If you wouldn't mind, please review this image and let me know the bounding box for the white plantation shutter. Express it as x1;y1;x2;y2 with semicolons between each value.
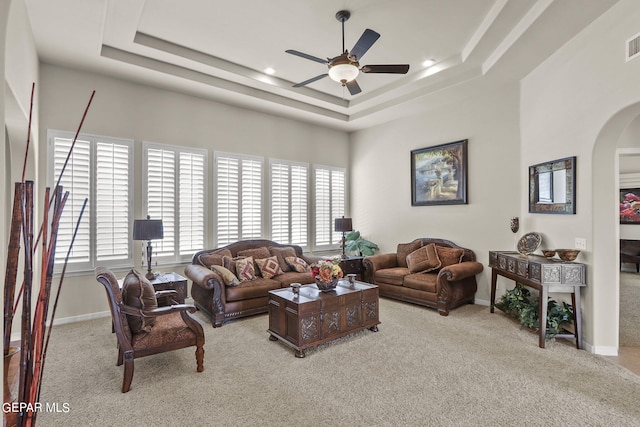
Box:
53;137;91;265
271;160;308;246
146;148;175;257
271;163;289;243
314;166;345;249
96;141;130;261
215;152;263;246
144;144;207;261
179;151;205;255
215;156;240;246
49;131;133;271
331;169;345;245
242;160;262;240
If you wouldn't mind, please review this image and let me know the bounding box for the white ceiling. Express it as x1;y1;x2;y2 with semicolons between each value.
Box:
24;0;618;131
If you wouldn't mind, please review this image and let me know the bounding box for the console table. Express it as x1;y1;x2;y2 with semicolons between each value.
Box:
489;251;586;349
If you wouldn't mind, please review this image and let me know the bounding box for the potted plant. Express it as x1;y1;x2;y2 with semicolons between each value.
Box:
344;231;379;256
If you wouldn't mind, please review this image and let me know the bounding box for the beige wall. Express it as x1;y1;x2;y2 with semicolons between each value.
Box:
2;0;40;335
520;0;640;353
350;75;521;305
37;64;350;321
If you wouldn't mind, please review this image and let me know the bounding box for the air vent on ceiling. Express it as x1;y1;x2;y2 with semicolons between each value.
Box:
626;32;640;62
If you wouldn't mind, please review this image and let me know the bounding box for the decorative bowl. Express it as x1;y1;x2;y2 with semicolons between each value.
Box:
556;249;580;261
541;249;556;258
315;278;338;292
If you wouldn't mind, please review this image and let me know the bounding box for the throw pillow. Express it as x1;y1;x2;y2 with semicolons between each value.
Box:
210;264;240;287
269;246;297;272
406;243;441;274
235;256;256;281
198;249;232;267
223;255;246;275
285;256;311;273
435;246;465;268
255;256;283;279
121;269;157;334
396;240;423;268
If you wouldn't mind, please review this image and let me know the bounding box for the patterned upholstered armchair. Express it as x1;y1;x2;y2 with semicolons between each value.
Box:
95;267;205;392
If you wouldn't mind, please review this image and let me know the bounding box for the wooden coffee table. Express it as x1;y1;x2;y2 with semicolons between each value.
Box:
267;280;380;358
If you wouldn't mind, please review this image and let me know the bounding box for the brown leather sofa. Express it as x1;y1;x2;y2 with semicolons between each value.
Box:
185;239;319;327
620;239;640;272
363;238;483;316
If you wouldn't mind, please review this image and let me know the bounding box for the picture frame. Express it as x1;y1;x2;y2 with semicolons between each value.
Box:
620;188;640;224
411;139;468;206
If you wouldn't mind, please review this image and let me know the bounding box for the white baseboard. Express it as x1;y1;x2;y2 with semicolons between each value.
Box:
10;298;195;342
583;342;618;356
474;298;490;307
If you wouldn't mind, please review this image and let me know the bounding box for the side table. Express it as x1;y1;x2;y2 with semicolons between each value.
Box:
150;272;188;305
339;256;366;281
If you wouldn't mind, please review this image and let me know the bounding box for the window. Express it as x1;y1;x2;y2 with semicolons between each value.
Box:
214;152;263;246
270;160;308;248
313;165;346;250
143;143;207;262
48;130;133;271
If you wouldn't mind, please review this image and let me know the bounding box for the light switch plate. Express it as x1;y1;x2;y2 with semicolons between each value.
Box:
575;238;587;250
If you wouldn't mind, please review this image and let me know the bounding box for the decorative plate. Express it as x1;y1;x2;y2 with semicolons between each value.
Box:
517;232;542;256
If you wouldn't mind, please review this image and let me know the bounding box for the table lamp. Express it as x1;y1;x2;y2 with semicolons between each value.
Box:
335;216;353;259
133;215;164;280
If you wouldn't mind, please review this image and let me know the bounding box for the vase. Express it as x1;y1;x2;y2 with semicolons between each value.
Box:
4;346;20;427
315;277;338;292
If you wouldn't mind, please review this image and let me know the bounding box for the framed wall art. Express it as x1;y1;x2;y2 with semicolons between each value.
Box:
411;139;468;206
620;188;640;224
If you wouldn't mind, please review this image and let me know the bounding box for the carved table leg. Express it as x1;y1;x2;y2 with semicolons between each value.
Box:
369;325;379;332
295;349;305;358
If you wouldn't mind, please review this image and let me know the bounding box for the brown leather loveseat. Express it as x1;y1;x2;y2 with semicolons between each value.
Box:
185;239;319;327
363;238;483;316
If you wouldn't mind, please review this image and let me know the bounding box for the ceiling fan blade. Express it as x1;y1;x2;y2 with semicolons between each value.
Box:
346;80;362;95
349;29;380;61
361;64;410;74
293;74;329;87
285;49;328;64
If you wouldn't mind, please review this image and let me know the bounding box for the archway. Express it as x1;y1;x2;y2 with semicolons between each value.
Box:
592;102;640;354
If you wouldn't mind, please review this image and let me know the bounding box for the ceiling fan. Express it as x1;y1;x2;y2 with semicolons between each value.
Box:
286;10;410;95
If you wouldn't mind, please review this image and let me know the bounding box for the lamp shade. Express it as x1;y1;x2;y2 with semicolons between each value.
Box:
334;217;353;233
328;63;359;83
133;217;164;241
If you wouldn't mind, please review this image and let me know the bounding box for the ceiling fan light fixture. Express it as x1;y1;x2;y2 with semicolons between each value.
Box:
328;63;359;84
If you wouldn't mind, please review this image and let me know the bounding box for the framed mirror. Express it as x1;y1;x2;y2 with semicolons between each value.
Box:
529;156;576;214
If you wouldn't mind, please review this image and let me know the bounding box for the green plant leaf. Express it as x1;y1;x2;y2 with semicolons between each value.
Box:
345;230;360;240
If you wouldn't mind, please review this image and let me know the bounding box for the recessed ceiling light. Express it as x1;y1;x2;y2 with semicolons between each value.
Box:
422;59;436;68
264;67;275;75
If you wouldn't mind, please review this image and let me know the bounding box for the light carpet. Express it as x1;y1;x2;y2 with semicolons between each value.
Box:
38;299;640;427
620;272;640;347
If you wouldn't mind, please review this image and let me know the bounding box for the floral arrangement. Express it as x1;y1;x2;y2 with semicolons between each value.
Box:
312;259;343;283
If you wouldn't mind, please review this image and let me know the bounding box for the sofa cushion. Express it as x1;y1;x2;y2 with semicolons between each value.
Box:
435;246;465;268
225;278;281;302
404;273;438;293
198;248;232;267
121;269;157;334
406;243;441;273
285;256;311;273
269;246;297;272
374;267;410;286
275;271;315;287
235;256;257;282
238;247;271;261
396;241;423;268
210;264;240;287
255;256;283;279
